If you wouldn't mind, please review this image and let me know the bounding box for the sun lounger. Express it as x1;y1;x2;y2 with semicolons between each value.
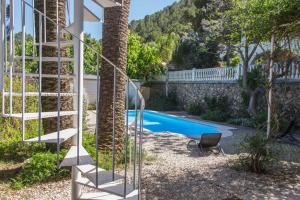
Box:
187;133;224;155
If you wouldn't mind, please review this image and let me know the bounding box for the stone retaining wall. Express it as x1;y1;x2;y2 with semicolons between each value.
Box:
149;81;300;117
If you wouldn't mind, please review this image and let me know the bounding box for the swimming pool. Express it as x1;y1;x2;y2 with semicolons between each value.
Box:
128;110;220;138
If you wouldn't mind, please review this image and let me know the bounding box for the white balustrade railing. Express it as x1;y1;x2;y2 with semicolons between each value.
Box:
154;63;300;82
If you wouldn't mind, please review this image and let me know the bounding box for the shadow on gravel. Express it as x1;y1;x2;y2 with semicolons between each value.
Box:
142;162;300;200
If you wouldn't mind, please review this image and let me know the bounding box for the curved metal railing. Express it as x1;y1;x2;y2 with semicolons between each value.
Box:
2;0;144;198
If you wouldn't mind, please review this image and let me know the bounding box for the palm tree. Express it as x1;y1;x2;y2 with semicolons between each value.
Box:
98;0;130;152
35;1;73;140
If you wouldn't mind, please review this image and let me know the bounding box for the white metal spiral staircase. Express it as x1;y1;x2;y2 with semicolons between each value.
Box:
0;0;144;199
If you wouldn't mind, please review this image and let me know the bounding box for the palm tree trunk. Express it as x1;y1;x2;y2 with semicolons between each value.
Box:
98;0;130;152
35;1;73;140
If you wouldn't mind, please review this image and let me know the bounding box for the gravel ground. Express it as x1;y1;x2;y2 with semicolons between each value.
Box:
1;111;299;199
142;130;300;200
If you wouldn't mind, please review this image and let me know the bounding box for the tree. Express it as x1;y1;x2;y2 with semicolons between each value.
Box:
127;32;163;81
174;32;220;69
228;0;300;136
35;1;73;139
98;0;130;152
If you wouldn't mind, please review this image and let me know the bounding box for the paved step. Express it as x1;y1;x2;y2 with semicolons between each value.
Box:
35;41;73;48
84;6;101;22
14;56;74;62
4;72;75;79
60;146;94;167
4;92;76;97
2;111;77;120
24;128;77;144
78;190;138;200
77;177;135;197
76;164;123;186
92;0;121;8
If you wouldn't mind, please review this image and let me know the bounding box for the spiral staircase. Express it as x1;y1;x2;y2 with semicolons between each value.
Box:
0;0;144;199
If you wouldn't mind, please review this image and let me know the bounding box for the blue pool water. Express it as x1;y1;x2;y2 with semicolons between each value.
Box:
128;110;219;138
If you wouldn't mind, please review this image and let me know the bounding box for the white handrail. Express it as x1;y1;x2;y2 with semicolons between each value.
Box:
155;64;300;82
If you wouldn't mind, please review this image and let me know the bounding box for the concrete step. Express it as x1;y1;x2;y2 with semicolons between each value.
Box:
24;128;77;144
4;92;75;97
60;146;94;167
14;56;74;62
4;72;75;79
84;6;102;22
76;164;123;186
2;111;77;120
92;0;121;8
35;41;73;48
78;189;138;200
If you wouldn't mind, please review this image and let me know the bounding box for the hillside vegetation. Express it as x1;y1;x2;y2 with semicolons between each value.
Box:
130;0;234;69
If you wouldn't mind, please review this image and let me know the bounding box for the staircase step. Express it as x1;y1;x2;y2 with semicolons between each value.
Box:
35;41;73;48
24;128;77;144
2;111;77;120
76;164;123;186
4;92;76;97
77;177;135;197
92;0;121;8
60;146;94;167
62;23;74;34
4;72;75;79
84;6;102;22
78;190;138;200
14;56;74;62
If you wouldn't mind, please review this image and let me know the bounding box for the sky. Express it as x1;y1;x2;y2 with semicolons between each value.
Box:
11;0;178;39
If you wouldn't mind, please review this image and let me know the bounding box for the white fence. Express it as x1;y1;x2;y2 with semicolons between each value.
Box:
155;63;300;82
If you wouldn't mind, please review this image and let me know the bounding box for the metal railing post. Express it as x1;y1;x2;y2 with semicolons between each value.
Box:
124;77;129;198
56;24;61;167
0;0;5;115
133;88;138;189
9;0;14;115
21;0;26;142
138;108;143;200
112;66;116;181
43;0;46;42
38;13;42;142
95;54;100;187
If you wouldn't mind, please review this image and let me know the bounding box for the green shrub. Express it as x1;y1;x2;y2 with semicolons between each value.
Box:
253;111;268;129
236;132;277;173
201;110;230;122
204;95;230;113
146;94;177;111
82;132;148;170
227;118;255;127
0;77;39;141
10;151;70;189
0;138;46;162
187;102;204;115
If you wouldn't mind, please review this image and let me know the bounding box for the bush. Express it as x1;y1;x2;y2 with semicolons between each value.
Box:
146;94;177;111
253;111;268;129
227;118;255;127
201;110;230;122
204;96;230;113
0;77;39;141
0;139;45;162
187;102;204;115
10;151;70;189
236;132;277;173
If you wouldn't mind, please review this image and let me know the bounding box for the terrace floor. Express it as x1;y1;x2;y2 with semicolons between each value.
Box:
140;112;300;200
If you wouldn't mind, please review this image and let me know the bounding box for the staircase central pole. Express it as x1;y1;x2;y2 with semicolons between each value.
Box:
0;0;5;116
72;0;84;199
